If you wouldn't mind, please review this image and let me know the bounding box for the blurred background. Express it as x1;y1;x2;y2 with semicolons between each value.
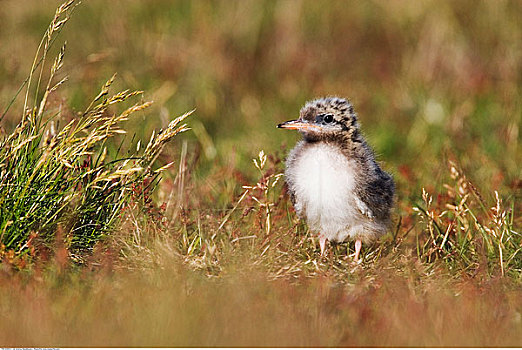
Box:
0;0;520;209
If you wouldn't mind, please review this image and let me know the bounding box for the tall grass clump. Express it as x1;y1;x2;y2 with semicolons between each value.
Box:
0;0;191;265
414;160;520;278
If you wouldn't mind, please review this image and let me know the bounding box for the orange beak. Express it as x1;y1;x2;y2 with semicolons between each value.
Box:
277;119;322;131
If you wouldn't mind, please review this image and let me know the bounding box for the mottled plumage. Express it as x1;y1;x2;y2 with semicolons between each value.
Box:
278;97;394;260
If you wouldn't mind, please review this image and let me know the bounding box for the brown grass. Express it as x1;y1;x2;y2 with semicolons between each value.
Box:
0;257;521;347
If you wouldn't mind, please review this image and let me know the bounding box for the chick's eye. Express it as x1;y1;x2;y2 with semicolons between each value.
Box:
324;114;333;123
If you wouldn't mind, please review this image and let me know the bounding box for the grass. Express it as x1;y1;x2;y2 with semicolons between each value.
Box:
0;0;521;347
0;1;190;264
1;265;522;347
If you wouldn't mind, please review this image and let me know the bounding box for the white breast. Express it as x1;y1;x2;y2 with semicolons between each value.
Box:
287;142;366;242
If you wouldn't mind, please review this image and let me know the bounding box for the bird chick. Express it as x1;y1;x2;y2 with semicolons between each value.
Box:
278;97;394;261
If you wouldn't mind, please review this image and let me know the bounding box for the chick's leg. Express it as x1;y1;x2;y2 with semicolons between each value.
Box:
354;239;362;262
